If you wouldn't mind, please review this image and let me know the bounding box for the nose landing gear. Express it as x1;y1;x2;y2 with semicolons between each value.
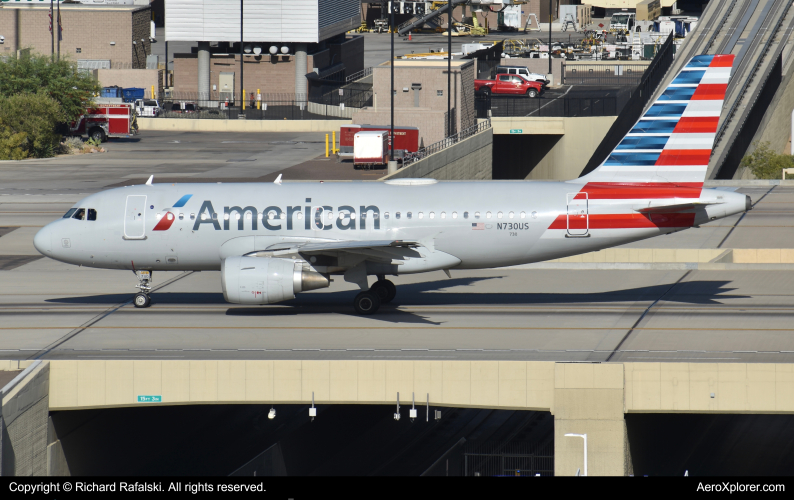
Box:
133;269;153;308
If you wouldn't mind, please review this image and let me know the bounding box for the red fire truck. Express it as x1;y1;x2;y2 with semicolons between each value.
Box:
339;124;419;161
69;103;138;142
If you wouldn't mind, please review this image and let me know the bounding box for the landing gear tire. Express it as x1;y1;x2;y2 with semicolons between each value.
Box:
133;293;151;308
370;279;396;303
353;291;381;315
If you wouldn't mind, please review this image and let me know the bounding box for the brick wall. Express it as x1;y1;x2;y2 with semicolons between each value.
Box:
173;53;298;99
360;61;475;143
131;7;152;69
0;5;149;67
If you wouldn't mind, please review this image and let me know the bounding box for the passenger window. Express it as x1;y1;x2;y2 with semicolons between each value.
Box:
407;212;412;219
418;212;423;219
72;208;86;220
464;211;469;219
87;209;97;221
497;212;503;219
63;208;77;219
474;212;480;219
179;213;184;220
520;212;527;219
509;212;515;219
441;212;446;219
396;212;401;219
297;212;303;219
486;212;492;219
452;212;458;219
201;213;207;220
373;213;379;219
429;212;434;219
167;213;174;221
212;213;218;220
384;212;390;219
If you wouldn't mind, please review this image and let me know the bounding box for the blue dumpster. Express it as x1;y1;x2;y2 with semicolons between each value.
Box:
100;86;122;98
122;87;145;103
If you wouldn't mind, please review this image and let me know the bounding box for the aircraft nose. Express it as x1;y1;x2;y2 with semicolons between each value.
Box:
33;226;52;255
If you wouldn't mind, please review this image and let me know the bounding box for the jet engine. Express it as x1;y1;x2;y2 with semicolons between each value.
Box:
222;256;330;305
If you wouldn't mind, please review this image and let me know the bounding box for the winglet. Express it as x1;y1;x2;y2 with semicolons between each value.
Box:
274;174;282;185
145;175;154;186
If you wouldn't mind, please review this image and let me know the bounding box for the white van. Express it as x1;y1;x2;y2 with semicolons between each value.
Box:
134;99;161;117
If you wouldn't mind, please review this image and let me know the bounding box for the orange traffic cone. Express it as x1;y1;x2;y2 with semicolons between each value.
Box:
408;32;412;41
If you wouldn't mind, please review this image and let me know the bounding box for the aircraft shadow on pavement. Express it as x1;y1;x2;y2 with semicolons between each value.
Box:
45;278;748;325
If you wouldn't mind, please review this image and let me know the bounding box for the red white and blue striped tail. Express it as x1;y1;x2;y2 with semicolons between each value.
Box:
579;54;734;186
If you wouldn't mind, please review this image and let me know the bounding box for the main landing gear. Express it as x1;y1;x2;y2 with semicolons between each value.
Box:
353;277;396;315
133;270;153;308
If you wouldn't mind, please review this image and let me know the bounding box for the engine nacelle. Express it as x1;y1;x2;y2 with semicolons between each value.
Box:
221;256;329;305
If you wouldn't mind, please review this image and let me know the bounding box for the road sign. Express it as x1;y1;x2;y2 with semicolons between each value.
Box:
509;129;523;134
137;395;162;403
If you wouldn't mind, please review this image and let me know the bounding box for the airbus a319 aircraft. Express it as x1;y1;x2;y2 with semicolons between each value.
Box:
34;55;749;314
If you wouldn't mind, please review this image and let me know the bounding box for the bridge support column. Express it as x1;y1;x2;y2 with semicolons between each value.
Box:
553;363;632;476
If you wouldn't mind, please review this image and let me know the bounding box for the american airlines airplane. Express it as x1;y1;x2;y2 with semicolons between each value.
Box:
33;54;749;314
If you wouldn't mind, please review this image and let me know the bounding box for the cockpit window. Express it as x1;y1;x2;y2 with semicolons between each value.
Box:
87;209;97;221
72;208;86;220
63;208;77;219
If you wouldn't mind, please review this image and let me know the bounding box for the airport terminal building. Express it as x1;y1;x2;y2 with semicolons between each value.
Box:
166;0;364;101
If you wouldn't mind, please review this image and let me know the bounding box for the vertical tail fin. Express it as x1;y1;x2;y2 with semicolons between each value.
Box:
580;54;734;186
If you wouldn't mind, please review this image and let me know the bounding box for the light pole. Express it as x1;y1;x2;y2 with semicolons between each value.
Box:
448;2;451;136
390;2;394;162
548;0;552;76
564;433;587;476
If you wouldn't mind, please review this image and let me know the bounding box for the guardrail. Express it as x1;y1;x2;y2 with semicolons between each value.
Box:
345;67;373;83
403;119;491;167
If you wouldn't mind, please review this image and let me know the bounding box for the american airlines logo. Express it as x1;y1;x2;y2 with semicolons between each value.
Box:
155;198;381;232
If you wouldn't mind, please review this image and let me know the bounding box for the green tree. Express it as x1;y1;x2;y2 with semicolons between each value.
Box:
0;92;65;159
0;53;99;123
0;124;29;161
740;141;794;180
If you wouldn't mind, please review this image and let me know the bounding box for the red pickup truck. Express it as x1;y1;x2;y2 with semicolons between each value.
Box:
474;74;543;97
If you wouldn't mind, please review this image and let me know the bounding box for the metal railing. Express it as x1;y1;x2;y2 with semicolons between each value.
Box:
159;93;348;121
345;67;373;83
475;93;627;118
463;441;554;477
403;119;491;167
565;64;648;86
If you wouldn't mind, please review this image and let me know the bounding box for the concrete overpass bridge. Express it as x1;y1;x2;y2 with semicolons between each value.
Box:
5;359;794;476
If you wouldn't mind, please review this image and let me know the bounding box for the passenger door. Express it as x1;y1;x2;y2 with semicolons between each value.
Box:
566;192;589;236
124;195;147;239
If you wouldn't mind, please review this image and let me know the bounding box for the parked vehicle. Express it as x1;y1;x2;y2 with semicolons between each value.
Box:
474;74;543;97
69;103;137;142
339;124;419;160
134;99;161;117
169;102;197;113
495;65;550;86
353;131;389;169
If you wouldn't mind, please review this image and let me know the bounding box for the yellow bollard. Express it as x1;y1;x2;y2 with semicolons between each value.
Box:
150;85;155;100
242;88;245;111
326;134;329;157
332;130;337;154
257;88;261;110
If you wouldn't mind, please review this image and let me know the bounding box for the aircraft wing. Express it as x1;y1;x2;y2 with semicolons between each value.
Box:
262;239;417;253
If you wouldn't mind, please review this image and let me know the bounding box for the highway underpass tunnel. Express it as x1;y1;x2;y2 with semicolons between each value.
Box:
48;405;554;476
626;414;794;476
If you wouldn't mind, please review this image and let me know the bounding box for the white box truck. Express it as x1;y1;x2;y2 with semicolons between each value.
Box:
353;131;389;169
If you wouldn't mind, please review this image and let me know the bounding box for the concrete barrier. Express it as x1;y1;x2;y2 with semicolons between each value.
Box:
137;118;351;133
379;128;493;181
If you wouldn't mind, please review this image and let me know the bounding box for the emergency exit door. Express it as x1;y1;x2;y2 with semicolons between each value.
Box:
566;192;589;236
124;195;147;239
